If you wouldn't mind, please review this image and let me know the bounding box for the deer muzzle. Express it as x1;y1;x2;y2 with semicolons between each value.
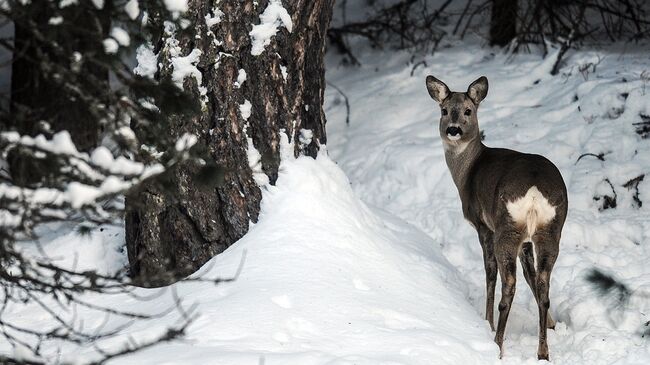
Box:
446;126;463;140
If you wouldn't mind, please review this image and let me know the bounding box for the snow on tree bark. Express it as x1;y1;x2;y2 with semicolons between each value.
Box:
126;0;334;287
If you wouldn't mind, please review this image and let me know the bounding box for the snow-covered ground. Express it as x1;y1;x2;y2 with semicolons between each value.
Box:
325;41;650;364
4;147;497;364
4;41;650;364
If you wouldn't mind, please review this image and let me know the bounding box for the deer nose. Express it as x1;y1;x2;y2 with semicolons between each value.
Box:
446;126;463;140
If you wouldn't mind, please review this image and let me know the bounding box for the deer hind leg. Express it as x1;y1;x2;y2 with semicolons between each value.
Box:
533;234;559;361
494;228;520;358
478;225;497;331
519;241;555;329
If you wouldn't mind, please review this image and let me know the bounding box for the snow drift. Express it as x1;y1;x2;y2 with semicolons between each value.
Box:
3;151;498;364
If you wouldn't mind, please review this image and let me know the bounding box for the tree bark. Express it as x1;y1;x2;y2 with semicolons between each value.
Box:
126;0;334;287
489;0;518;47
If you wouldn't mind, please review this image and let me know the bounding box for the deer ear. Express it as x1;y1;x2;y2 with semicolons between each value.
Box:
426;75;450;104
467;76;488;104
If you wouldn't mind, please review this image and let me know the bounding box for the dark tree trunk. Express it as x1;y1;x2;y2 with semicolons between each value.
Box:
490;0;518;47
126;0;334;287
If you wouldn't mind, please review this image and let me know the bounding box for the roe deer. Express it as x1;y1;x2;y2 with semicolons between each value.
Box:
425;75;567;360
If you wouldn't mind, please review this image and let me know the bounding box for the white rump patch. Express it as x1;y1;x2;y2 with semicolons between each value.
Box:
506;186;556;240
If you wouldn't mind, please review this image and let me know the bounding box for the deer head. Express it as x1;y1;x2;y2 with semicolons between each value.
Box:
425;76;488;147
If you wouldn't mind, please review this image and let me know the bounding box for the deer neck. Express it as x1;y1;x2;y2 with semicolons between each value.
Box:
444;136;484;191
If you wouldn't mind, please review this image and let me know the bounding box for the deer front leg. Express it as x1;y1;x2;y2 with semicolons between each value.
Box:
494;229;519;359
478;225;497;331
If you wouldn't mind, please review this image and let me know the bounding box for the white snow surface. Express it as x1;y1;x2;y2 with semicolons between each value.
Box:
239;99;252;120
102;38;119;54
235;68;247;87
205;8;224;28
171;48;203;92
4;39;650;365
2;151;496;364
48;16;63;25
59;0;78;8
0;130;173;222
325;41;650;364
246;133;271;187
174;132;198;152
110;27;131;47
124;0;140;20
249;0;293;56
133;43;158;79
163;0;188;13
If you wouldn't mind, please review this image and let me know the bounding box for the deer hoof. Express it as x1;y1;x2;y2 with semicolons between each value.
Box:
495;336;504;358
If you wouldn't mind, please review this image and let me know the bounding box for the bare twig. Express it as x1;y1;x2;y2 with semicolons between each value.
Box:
326;81;351;125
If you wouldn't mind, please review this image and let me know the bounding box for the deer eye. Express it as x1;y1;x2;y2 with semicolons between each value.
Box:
441;108;448;116
464;109;472;116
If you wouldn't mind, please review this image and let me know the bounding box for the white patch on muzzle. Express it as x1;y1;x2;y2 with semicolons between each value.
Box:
447;134;461;141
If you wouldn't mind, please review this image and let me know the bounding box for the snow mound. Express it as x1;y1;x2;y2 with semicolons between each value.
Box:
3;153;498;364
123;153;497;364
